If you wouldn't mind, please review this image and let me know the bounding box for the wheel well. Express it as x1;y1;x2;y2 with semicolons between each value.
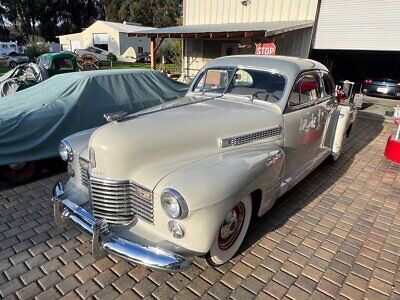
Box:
250;189;262;219
346;123;353;137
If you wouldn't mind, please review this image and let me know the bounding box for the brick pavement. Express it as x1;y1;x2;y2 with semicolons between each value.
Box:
0;118;399;300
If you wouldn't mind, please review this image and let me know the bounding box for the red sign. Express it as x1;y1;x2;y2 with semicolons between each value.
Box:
255;42;276;55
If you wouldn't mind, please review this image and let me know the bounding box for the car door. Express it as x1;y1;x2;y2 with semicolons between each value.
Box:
282;71;329;182
319;71;339;150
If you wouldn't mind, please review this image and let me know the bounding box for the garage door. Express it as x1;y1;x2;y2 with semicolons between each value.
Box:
314;0;400;51
70;40;81;51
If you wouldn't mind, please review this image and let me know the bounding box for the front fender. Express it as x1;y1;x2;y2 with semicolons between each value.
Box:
153;143;284;254
63;127;96;158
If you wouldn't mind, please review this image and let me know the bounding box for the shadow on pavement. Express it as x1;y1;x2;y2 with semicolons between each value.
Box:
238;116;386;256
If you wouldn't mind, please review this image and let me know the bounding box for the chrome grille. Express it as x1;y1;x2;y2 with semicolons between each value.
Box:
79;158;89;188
220;126;282;147
89;177;153;225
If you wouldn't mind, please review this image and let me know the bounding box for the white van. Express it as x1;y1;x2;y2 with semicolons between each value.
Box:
0;42;19;56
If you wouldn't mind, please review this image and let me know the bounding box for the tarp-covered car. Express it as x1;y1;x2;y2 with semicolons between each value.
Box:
0;69;188;181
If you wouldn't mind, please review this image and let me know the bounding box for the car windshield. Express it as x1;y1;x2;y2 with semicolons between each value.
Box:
226;69;286;102
193;69;235;94
192;68;286;102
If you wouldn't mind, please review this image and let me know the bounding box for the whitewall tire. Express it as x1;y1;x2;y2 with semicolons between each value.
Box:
205;195;252;266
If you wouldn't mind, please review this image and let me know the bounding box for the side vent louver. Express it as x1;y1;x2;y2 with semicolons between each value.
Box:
220;126;282;148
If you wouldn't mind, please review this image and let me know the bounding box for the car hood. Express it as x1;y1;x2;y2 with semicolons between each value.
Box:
88;95;283;189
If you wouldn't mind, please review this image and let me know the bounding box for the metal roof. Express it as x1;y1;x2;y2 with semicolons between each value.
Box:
129;20;314;38
98;21;155;34
205;55;327;74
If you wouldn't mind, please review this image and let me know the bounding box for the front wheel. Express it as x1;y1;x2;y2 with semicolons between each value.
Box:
0;162;37;184
9;61;17;68
205;196;252;266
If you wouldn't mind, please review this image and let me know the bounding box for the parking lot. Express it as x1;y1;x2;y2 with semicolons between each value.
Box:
0;117;399;300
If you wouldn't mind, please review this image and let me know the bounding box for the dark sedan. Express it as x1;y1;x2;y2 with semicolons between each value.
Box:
362;78;400;99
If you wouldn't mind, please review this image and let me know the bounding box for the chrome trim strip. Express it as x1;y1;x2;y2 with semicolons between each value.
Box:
220;126;282;148
52;181;191;272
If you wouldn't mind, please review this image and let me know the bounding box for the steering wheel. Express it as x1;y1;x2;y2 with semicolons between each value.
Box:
251;90;271;102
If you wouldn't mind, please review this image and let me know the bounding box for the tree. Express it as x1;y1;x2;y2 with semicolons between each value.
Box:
153;0;181;27
101;0;123;22
1;0;40;38
0;6;10;39
0;0;182;42
103;0;182;28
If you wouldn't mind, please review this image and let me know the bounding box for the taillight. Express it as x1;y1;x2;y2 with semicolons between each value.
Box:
397;81;400;86
364;79;372;84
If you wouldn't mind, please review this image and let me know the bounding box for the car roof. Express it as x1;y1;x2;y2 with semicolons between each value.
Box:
39;52;75;59
204;55;328;77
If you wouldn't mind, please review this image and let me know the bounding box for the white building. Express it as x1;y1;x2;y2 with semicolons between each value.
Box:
58;21;154;60
132;0;318;77
311;0;400;82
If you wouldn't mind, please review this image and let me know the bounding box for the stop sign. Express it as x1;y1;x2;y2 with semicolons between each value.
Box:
255;42;276;55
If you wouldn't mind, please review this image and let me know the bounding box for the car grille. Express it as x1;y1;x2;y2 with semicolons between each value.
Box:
89;177;154;225
220;126;282;147
79;158;89;188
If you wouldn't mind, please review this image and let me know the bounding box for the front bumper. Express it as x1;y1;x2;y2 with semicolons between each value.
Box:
51;181;191;271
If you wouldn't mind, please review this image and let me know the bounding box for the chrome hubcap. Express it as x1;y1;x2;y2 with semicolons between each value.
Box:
8;163;26;171
218;203;245;250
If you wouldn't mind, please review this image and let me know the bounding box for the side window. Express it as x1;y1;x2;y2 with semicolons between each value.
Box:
289;73;322;106
53;58;74;71
322;73;336;96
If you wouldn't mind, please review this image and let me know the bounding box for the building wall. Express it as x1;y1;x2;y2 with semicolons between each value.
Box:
119;34;151;57
58;22;150;58
182;0;317;78
184;0;318;25
314;0;400;51
58;33;84;51
183;27;313;78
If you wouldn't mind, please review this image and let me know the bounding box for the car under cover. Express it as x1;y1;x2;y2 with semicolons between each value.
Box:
0;69;188;165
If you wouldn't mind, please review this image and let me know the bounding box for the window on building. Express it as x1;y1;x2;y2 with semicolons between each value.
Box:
138;47;143;54
93;33;109;51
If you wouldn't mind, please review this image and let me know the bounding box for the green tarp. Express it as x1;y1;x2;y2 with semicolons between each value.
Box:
0;69;188;165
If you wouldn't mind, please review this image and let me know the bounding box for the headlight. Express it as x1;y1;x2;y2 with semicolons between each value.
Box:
161;188;189;219
58;140;74;162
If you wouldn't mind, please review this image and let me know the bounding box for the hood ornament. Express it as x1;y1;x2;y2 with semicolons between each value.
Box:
104;111;128;122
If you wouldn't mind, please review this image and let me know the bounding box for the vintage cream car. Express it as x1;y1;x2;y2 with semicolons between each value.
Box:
52;56;355;271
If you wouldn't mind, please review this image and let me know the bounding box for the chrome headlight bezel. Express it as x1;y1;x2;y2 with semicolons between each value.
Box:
161;188;189;219
58;140;74;162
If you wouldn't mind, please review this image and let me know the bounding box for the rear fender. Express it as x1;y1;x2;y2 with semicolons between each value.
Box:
332;105;353;158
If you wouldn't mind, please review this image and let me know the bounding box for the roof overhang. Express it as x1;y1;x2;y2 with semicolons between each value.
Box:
128;20;314;39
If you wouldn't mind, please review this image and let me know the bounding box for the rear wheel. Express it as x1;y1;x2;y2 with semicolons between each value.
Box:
205;196;252;266
0;162;37;184
9;61;17;68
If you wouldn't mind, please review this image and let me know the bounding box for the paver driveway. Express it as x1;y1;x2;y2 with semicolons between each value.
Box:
0;118;399;300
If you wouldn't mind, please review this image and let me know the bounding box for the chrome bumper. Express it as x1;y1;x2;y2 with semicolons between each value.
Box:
52;181;191;271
